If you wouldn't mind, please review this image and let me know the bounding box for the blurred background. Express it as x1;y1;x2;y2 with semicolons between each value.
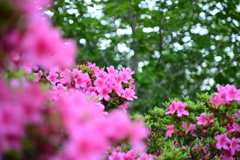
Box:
48;0;240;113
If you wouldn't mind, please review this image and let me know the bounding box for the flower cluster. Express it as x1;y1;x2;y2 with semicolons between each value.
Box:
0;0;148;160
37;63;137;111
210;84;240;108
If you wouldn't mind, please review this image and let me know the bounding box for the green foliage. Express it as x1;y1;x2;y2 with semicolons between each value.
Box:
50;0;240;113
155;141;190;160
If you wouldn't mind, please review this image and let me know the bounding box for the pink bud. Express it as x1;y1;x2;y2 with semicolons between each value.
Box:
178;131;183;136
182;146;187;151
202;129;207;135
209;113;214;119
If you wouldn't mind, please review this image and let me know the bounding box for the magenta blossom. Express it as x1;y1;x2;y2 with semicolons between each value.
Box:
215;134;231;150
166;100;189;117
227;122;240;134
229;137;240;155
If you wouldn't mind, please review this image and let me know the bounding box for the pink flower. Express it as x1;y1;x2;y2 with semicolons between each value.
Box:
95;69;107;79
71;68;82;77
119;102;129;111
227;122;240;133
107;65;118;74
60;68;71;84
8;0;52;15
196;113;208;126
103;110;131;141
221;149;233;160
0;80;49;153
0;103;24;144
17;83;46;124
196;113;214;126
86;62;100;72
115;74;123;83
53;83;67;92
97;86;111;101
46;72;59;85
215;134;231;150
175;102;189;117
63;127;109;160
74;73;90;88
33;70;43;82
211;85;240;108
109;80;122;94
122;88;137;101
165;100;188;117
229;138;240;155
119;71;130;83
182;147;187;151
122;67;135;75
108;152;124;160
22;20;76;69
129;122;148;152
165;100;177;115
85;86;97;98
166;124;175;137
210;94;226;108
94;77;105;87
219;84;240;101
234;110;240;119
182;122;197;135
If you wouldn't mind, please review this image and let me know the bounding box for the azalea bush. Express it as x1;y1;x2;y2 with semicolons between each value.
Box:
143;85;240;159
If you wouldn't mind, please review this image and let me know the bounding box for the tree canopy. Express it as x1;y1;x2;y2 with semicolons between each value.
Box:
50;0;240;113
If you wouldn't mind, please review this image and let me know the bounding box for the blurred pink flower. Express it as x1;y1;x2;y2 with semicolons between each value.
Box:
166;124;175;137
215;134;231;150
229;137;240;155
182;122;197;135
196;113;214;126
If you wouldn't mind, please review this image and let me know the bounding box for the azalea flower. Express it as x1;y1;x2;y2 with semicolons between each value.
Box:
166;124;175;137
166;100;189;117
182;122;197;136
215;134;231;150
229;137;240;155
196;113;214;126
